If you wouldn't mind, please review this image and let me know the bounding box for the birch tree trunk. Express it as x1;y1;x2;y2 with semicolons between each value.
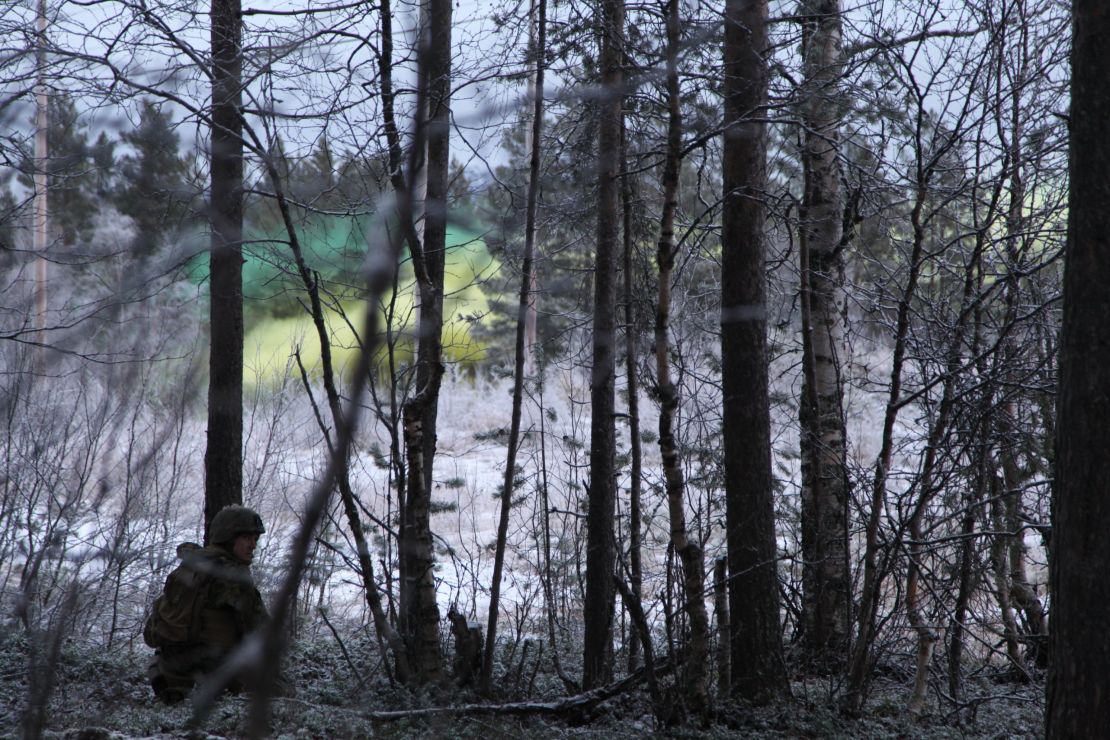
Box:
999;425;1047;669
713;557;730;696
401;381;445;683
994;15;1047;668
797;0;850;672
375;0;422;642
416;0;450;497
398;0;451;683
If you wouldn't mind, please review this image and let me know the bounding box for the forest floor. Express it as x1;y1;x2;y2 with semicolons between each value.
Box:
0;632;1044;738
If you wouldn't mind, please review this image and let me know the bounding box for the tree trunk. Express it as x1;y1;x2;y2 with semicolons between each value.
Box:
614;576;662;720
205;0;244;537
374;0;421;648
483;0;546;692
995;40;1047;669
32;0;48;374
1046;5;1110;725
995;405;1043;677
653;0;708;714
720;0;787;704
417;0;451;496
1000;429;1047;668
713;557;730;696
538;382;577;692
989;475;1027;681
401;378;445;684
621;108;644;678
797;0;850;672
947;481;978;703
581;0;624;691
949;306;991;704
397;0;451;684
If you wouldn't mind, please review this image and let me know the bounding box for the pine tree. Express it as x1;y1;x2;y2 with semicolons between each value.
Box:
721;0;788;703
117;100;187;258
582;0;624;689
205;0;245;536
1047;1;1110;734
90;132;115;199
19;94;94;247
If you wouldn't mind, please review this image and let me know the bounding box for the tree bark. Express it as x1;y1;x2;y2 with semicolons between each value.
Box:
32;0;48;374
401;377;445;684
621;106;644;678
205;0;244;537
1000;425;1046;668
948;307;991;703
482;0;546;692
989;475;1027;682
653;0;708;714
797;0;850;672
720;0;787;704
374;0;421;649
713;557;730;696
416;0;451;496
614;576;662;719
995;29;1047;668
1046;4;1110;734
397;0;451;684
581;0;624;691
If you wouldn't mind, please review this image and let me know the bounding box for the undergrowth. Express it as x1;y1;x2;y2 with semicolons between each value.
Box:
0;633;1043;738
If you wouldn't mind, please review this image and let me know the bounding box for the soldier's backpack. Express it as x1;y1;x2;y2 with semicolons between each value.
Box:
143;543;212;648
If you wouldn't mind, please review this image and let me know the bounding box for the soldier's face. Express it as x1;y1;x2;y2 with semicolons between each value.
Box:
232;532;260;564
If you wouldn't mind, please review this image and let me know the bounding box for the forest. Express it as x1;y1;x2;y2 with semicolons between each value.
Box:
1;0;1107;736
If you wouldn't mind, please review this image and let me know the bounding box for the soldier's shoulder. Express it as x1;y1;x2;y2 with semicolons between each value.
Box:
195;546;254;584
176;541;202;560
170;545;233;581
196;545;234;561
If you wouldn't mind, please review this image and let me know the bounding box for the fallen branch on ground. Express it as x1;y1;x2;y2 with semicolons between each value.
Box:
364;659;675;723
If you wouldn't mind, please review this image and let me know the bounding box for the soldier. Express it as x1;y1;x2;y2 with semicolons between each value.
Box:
144;504;269;704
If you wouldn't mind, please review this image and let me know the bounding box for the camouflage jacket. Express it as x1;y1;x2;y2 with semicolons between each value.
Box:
144;543;268;651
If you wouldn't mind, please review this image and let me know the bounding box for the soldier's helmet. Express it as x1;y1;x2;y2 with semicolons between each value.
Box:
209;505;266;545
